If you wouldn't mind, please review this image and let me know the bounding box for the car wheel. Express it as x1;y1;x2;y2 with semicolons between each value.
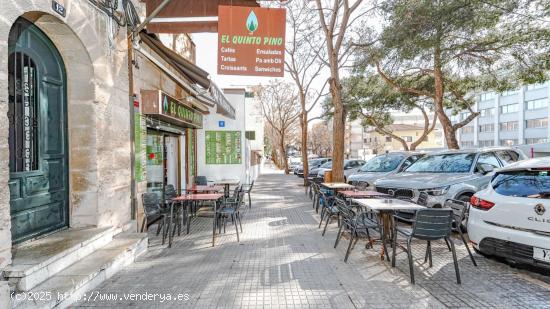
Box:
457;193;473;232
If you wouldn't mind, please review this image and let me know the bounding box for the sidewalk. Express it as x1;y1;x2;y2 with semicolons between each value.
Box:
79;170;550;308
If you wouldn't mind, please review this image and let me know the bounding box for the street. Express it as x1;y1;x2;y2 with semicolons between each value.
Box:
79;169;550;308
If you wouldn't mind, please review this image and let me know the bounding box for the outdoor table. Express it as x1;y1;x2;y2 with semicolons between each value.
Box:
214;179;241;197
186;185;223;194
321;182;355;190
338;190;389;199
169;193;224;247
352;198;425;261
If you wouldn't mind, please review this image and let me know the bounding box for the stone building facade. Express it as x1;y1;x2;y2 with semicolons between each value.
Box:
0;0;136;305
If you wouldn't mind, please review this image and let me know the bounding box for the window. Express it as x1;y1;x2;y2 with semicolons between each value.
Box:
500;103;519;114
405;153;476;173
525;118;548;129
479;124;494;133
492;170;550;198
499;121;518;132
479;108;495;117
8;52;39;172
501;89;518;96
461;126;474;134
480;92;495;101
359;154;405;172
476;152;501;170
526;83;546;90
500;139;518;146
461;141;475;148
401;136;413;142
385;136;392;142
460;112;470;120
244;91;255;98
526;98;548;110
525;138;548;144
245;131;256;140
495;150;520;165
478;140;495;147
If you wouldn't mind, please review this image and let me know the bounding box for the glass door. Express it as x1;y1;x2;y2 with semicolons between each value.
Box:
146;131;164;197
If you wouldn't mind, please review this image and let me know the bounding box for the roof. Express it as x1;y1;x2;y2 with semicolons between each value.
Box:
366;124;425;133
497;157;550;172
429;147;518;155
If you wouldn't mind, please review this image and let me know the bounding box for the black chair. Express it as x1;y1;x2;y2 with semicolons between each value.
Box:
333;198;380;262
392;208;461;284
141;193;179;245
218;188;245;242
445;199;477;266
318;190;338;236
311;182;321;212
194;176;208;186
242;180;255;209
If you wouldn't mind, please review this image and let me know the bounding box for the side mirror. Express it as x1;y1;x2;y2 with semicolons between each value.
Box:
477;163;495;175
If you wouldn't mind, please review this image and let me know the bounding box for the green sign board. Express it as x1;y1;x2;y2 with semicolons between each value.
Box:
161;93;203;128
205;131;242;164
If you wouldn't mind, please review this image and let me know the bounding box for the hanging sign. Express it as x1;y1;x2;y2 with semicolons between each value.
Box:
217;5;286;77
141;90;203;129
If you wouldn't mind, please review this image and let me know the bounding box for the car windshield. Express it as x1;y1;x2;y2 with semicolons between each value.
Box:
320;161;332;169
492;170;550;198
405;153;476;173
309;159;323;166
359;155;405;172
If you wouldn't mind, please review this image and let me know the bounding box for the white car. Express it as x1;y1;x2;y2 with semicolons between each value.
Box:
468;157;550;270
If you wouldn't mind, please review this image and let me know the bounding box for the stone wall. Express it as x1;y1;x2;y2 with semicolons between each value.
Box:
0;0;135;269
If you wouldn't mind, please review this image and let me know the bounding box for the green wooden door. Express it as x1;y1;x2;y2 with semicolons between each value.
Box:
8;18;69;244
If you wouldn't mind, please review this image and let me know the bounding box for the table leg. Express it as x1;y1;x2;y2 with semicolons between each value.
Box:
212;200;217;247
186;201;191;234
168;201;174;248
379;212;392;261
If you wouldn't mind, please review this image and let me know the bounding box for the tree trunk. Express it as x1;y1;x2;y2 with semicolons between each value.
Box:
433;42;459;149
280;134;289;174
330;77;346;182
300;109;309;185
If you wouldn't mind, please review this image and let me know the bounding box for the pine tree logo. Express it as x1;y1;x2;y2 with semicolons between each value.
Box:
246;11;258;34
163;96;169;112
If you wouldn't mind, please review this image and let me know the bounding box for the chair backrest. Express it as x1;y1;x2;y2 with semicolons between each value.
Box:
142;193;161;216
232;185;242;198
164;184;178;201
334;198;355;221
194;176;208;186
416;191;429;206
412;209;453;240
444;199;468;230
319;189;334;207
311;183;320;194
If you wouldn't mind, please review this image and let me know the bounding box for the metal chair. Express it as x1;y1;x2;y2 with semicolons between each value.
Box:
333;198;381;262
392;208;461;284
311;182;321;212
142;193;179;245
218;188;245;242
318;190;338;236
242;180;255;209
445;199;477;266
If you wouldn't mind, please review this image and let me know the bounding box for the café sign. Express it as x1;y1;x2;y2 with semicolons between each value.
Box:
217;5;286;77
141;90;203;129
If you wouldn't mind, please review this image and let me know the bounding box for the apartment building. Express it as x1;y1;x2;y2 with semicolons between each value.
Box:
449;82;550;148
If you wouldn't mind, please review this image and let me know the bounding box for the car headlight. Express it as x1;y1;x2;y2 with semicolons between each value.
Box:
423;186;450;196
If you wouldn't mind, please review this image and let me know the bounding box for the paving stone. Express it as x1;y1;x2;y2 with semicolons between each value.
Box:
78;169;550;308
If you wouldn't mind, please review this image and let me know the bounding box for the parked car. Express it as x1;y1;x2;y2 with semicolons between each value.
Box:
468;157;550;270
288;156;302;170
295;158;331;178
374;147;526;208
347;152;425;189
316;159;366;182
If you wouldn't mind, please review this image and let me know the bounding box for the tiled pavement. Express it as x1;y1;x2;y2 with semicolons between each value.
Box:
79;170;550;308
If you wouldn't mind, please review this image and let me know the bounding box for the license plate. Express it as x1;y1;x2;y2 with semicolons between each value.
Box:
533;247;550;263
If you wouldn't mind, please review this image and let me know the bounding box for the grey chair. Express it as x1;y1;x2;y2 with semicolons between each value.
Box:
142;193;179;245
333;198;380;262
194;176;208;186
318;190;338;236
392;208;461;284
311;183;321;212
242;180;255;209
445;199;477;266
218;188;245;242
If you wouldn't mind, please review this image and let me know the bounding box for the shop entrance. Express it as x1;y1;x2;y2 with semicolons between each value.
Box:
146;130;186;199
8;18;69;243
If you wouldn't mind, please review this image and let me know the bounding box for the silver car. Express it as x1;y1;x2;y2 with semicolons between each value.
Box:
347;152;425;189
374;148;526;207
316;159;366;181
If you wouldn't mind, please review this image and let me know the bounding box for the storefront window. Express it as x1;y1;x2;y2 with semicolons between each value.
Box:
146;131;164;197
